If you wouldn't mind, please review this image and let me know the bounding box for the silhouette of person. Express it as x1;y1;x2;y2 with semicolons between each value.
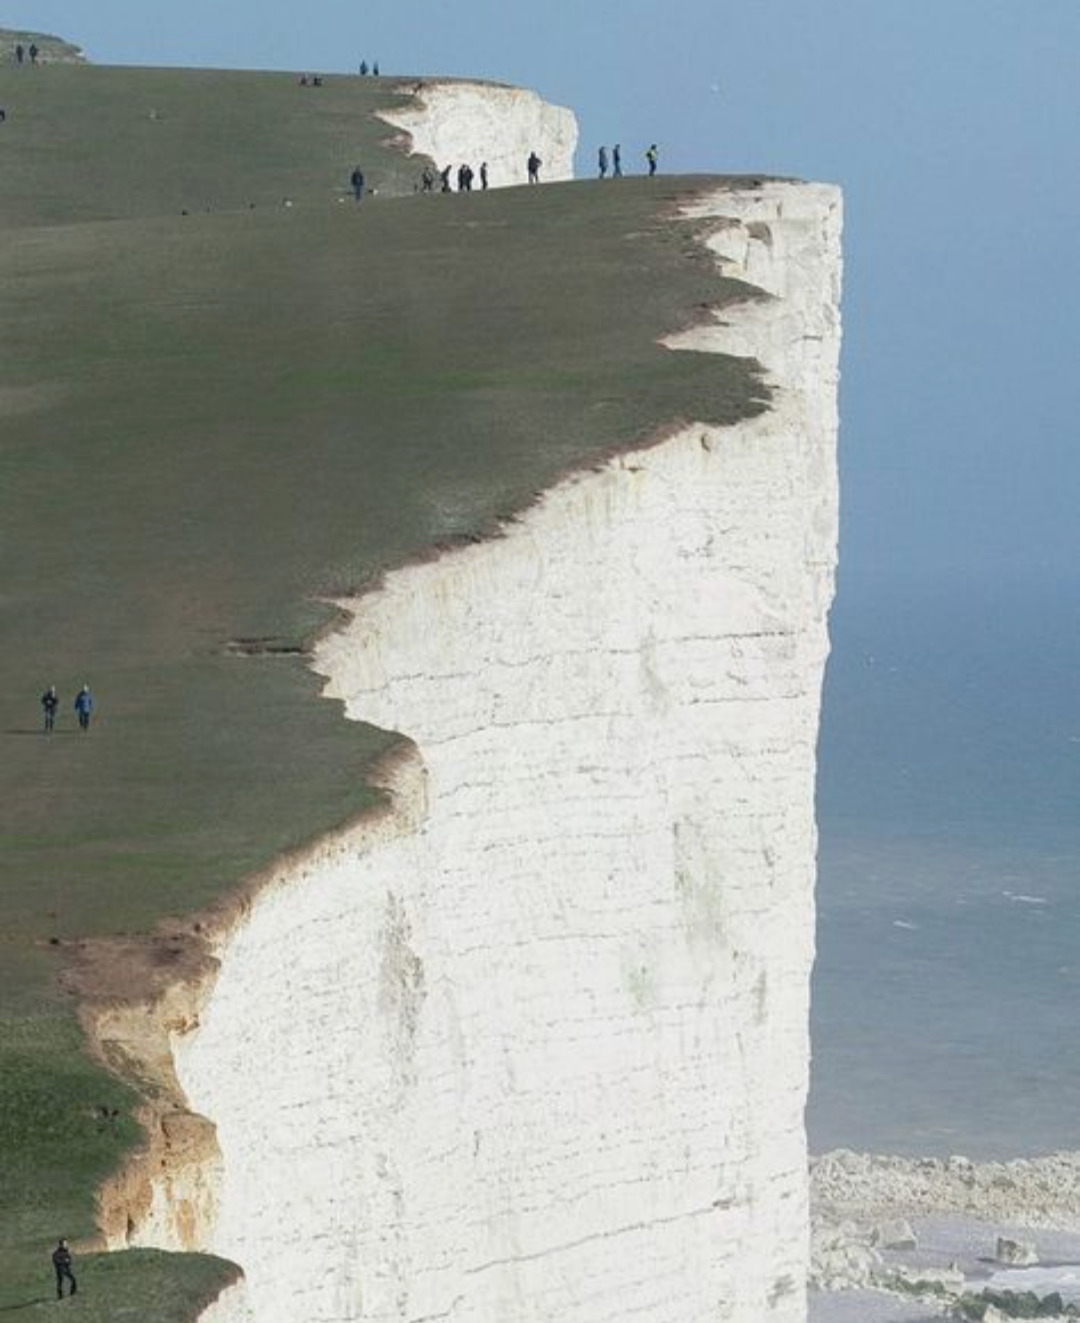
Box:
527;151;542;184
52;1240;77;1299
350;166;365;202
15;43;24;65
480;161;489;190
646;143;659;176
41;685;59;732
613;143;622;177
439;166;452;192
359;60;369;76
28;42;38;65
598;146;608;179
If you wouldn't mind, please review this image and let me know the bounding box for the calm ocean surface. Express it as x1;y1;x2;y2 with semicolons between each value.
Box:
809;580;1080;1159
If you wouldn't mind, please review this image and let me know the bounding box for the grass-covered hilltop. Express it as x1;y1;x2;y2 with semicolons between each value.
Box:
0;41;771;1319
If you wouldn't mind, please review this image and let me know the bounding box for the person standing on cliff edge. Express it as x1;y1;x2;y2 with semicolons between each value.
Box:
645;143;659;176
52;1239;77;1299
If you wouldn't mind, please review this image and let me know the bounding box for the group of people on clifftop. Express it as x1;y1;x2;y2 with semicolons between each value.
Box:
345;135;660;204
598;143;659;177
418;161;491;192
398;143;660;199
10;41;41;65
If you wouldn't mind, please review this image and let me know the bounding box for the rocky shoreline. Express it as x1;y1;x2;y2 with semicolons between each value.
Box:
811;1150;1080;1320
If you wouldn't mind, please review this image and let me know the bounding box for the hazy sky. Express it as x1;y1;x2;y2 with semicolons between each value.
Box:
8;1;1079;593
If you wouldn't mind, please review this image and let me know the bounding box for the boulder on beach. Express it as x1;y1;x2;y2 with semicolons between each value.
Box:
871;1217;918;1250
995;1236;1039;1266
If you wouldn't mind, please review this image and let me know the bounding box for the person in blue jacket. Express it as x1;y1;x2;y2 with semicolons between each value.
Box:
74;685;94;732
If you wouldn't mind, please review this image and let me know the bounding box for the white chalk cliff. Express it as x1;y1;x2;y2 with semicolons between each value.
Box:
379;79;577;185
164;178;841;1323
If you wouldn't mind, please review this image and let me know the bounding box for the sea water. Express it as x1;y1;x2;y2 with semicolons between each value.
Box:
809;578;1080;1158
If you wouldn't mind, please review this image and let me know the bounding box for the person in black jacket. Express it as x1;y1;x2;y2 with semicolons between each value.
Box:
41;685;59;733
52;1239;77;1299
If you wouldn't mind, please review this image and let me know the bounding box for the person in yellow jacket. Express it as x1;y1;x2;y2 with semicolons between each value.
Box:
646;143;659;176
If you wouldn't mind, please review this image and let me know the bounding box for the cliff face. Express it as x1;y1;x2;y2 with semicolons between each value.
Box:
379;79;577;185
160;178;842;1323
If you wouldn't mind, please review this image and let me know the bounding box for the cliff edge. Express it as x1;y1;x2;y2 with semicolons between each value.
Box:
157;179;842;1323
0;53;840;1323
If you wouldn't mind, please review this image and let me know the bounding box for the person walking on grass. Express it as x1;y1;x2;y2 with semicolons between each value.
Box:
41;685;59;733
598;145;608;179
613;143;622;177
28;43;39;65
350;166;365;202
480;161;489;190
527;150;542;184
14;43;24;65
52;1239;77;1299
646;143;659;176
74;684;93;732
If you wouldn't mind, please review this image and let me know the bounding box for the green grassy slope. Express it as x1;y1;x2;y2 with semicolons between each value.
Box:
0;64;420;227
0;61;769;1317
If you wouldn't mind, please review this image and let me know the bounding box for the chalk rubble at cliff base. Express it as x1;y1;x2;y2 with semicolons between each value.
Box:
810;1148;1080;1319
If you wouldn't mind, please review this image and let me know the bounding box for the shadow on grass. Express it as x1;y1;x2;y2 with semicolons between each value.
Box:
0;1300;52;1312
4;729;77;737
